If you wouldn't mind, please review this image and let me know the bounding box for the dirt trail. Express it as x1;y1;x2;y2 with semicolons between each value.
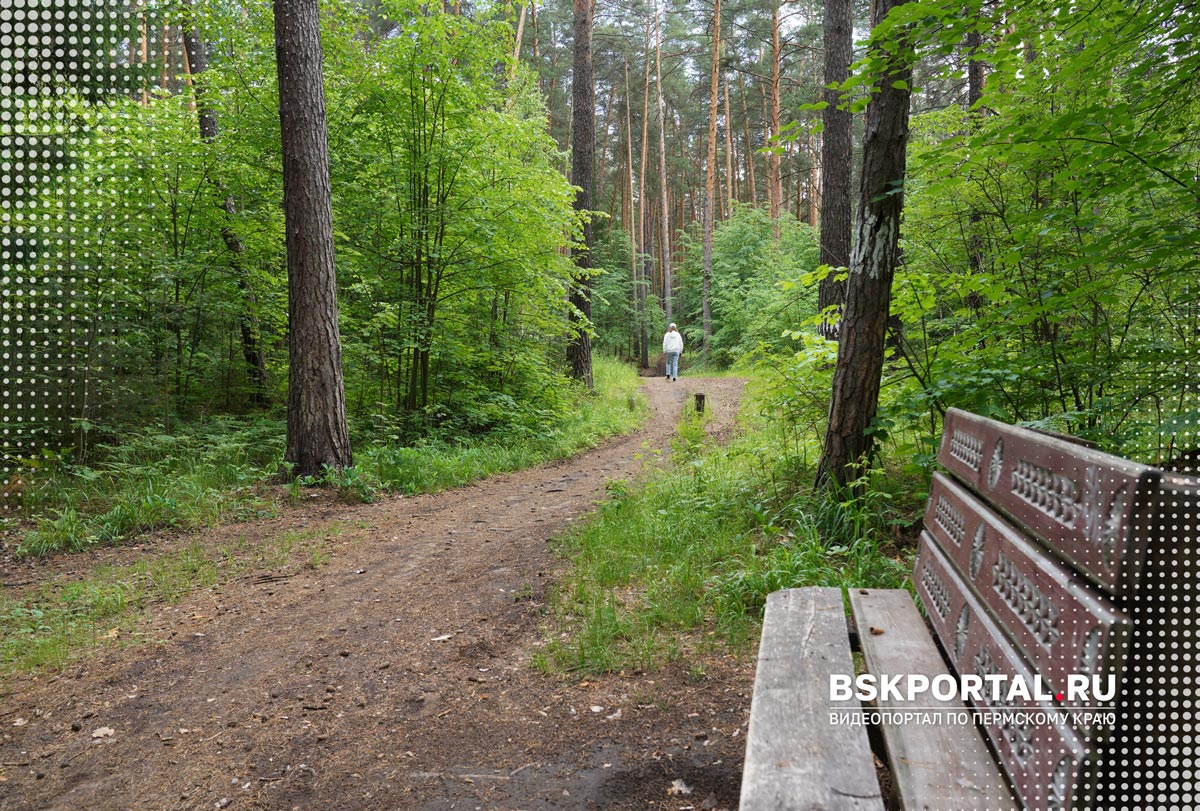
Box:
1;377;752;811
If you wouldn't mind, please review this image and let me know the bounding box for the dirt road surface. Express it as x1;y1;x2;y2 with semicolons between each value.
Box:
1;377;753;811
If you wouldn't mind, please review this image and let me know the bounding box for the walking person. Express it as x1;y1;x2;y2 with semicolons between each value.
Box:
662;323;683;382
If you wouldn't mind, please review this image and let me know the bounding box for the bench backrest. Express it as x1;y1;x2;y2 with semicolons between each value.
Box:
913;408;1191;809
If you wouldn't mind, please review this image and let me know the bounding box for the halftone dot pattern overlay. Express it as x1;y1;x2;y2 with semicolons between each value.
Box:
1;2;159;508
909;408;1200;810
1098;472;1199;811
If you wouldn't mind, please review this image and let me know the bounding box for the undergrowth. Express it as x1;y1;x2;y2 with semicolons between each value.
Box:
540;393;918;675
4;357;645;557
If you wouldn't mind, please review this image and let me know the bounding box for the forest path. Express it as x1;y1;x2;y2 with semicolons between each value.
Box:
2;376;751;811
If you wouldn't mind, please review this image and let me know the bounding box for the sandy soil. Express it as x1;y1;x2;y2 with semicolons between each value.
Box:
0;376;754;811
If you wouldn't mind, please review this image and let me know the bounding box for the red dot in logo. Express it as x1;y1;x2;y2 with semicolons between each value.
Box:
1055;693;1064;702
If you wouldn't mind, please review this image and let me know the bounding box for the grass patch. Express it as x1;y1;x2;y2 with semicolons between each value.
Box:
542;402;916;675
354;356;646;496
5;357;646;557
0;525;344;676
7;418;283;558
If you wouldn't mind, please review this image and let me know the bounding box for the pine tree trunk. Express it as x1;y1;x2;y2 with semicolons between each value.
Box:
769;6;782;228
739;72;756;205
274;0;352;475
817;0;913;488
818;0;853;339
624;61;644;367
567;0;595;387
724;77;735;215
637;27;653;369
511;2;527;74
653;0;672;322
700;0;721;357
597;81;615;214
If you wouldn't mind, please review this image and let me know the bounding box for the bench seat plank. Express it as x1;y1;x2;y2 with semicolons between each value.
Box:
740;588;884;811
849;588;1016;811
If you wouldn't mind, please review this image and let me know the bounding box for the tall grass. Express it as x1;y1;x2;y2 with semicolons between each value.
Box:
358;357;646;495
543;406;917;675
10;419;282;558
4;356;647;557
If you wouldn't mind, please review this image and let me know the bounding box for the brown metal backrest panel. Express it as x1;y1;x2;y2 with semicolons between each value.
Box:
937;408;1160;595
914;540;1095;810
923;472;1130;712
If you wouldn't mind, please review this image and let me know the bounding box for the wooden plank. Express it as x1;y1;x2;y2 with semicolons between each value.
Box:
848;588;1016;811
923;473;1131;713
937;408;1160;595
740;588;884;811
914;541;1095;810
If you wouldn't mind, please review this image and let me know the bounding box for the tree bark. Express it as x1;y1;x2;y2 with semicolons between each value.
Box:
637;23;652;370
723;77;735;215
624;61;644;366
653;0;673;322
511;1;527;77
817;0;913;488
817;0;853;339
567;0;595;387
769;6;782;227
700;0;721;356
597;81;615;215
738;71;756;205
274;0;353;475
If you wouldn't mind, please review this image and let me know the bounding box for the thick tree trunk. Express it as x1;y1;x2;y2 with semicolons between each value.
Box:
818;0;853;339
274;0;353;475
653;0;672;322
817;0;913;488
567;0;595;387
180;3;218;143
701;0;721;356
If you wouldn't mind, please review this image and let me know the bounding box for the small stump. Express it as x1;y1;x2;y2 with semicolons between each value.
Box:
694;393;706;414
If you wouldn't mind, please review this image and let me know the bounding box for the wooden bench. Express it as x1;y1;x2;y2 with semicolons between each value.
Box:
740;408;1198;810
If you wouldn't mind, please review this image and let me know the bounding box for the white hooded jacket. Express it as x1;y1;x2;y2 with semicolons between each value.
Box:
662;329;684;354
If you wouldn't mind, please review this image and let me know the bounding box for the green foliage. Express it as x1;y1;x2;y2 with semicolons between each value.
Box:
34;0;585;451
884;0;1200;463
355;356;646;494
589;228;665;359
675;206;820;367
